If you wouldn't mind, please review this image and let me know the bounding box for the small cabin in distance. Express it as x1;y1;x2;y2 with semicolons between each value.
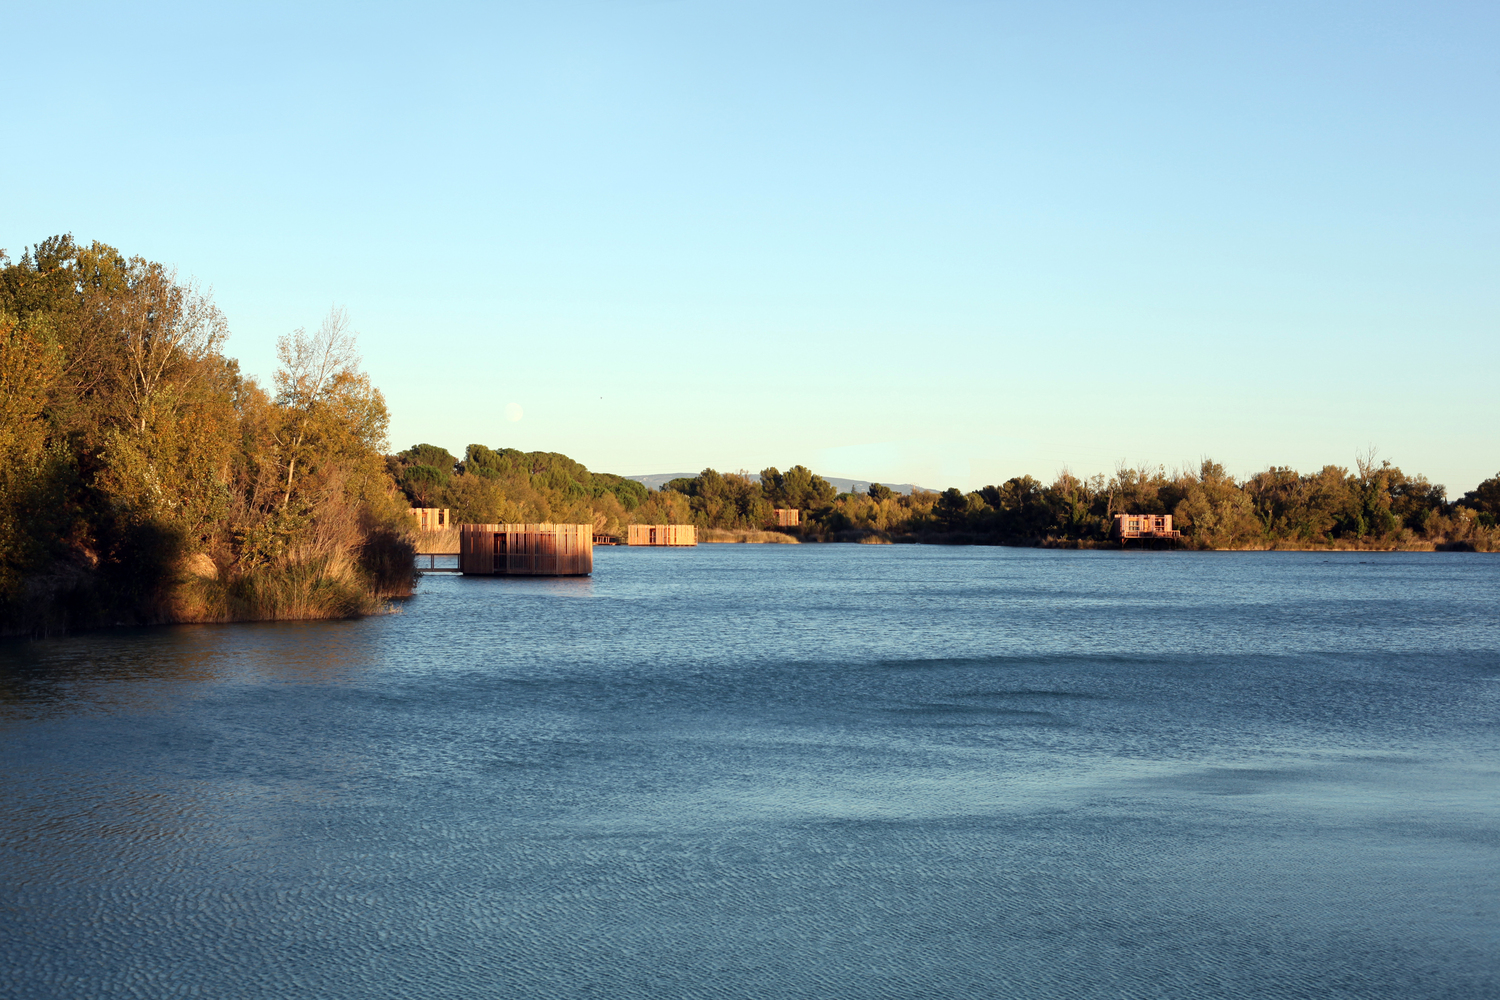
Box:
409;508;451;531
627;524;697;546
772;509;800;527
459;524;593;576
1112;513;1181;542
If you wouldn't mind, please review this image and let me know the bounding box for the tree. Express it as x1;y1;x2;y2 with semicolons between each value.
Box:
935;488;971;530
0;238;415;632
0;312;67;601
1459;474;1500;519
399;465;449;507
867;483;894;502
113;264;228;436
272;307;375;509
759;468;786;507
398;443;458;473
977;476;1051;537
780;465;836;509
1043;470;1101;538
1174;460;1259;548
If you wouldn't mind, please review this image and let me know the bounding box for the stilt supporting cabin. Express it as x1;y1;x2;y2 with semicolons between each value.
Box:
626;524;697;546
772;509;800;527
459;524;593;576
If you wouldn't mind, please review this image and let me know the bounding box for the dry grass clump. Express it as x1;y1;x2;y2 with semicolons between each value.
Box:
700;528;799;544
411;526;461;554
169;528;414;623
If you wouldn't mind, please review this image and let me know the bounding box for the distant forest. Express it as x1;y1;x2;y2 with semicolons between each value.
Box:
395;447;1500;552
3;235;1497;635
389;446;842;537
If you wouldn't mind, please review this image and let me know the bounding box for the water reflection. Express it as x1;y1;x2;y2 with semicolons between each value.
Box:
424;574;597;598
0;619;383;717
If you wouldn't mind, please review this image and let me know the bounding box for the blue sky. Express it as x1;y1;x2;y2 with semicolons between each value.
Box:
5;1;1496;493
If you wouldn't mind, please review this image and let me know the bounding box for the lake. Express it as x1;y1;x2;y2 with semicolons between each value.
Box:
2;546;1497;998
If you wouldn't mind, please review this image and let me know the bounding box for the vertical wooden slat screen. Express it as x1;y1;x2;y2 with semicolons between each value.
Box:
409;508;451;531
626;525;697;546
459;524;592;575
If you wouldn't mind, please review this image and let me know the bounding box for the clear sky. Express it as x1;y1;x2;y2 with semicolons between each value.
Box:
5;1;1496;493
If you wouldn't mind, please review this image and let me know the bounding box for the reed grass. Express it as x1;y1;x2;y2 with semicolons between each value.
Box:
700;528;800;544
168;529;414;623
411;526;461;555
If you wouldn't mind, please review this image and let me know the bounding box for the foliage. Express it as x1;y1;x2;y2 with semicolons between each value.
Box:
387;443;663;534
1458;473;1500;528
796;455;1488;551
386;457;846;535
759;466;837;511
0;236;412;633
385;430;1497;553
1174;461;1259;548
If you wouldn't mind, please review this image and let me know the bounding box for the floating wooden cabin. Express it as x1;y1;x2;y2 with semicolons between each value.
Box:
626;524;697;546
409;507;452;531
1112;513;1181;541
772;509;801;527
458;524;593;576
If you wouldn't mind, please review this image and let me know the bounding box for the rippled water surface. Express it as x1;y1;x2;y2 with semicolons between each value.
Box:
3;546;1498;999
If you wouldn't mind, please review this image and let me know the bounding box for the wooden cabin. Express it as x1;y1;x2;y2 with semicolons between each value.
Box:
409;507;452;531
627;524;697;546
772;509;800;527
459;523;593;576
1112;513;1181;541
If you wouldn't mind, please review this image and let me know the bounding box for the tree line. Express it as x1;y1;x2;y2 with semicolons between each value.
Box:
386;453;846;537
391;450;1499;550
388;443;690;534
818;459;1499;549
0;236;412;634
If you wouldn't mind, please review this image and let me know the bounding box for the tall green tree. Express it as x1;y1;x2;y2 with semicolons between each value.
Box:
1460;474;1500;526
0;237;412;632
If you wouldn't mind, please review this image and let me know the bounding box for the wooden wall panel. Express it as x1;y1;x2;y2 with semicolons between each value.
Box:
459;523;592;575
627;524;697;546
409;508;452;530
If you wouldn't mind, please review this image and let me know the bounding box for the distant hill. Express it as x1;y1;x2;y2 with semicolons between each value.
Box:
626;473;928;496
